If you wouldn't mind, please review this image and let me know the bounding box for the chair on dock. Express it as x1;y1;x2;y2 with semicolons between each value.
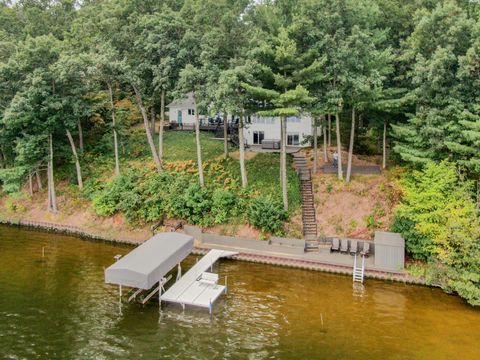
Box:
198;272;219;285
340;238;349;253
330;238;340;252
350;240;358;255
361;242;370;257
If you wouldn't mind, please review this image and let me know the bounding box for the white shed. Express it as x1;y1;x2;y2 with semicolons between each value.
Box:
167;92;200;126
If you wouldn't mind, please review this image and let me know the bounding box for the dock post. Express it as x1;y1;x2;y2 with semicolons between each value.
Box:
224;276;228;294
158;280;162;309
177;263;182;281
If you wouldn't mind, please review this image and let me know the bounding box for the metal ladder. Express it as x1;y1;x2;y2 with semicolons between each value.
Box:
353;254;365;283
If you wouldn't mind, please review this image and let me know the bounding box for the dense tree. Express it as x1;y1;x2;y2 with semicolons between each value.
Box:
0;0;479;305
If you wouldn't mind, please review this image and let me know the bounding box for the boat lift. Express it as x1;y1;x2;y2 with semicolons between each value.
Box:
104;232;236;313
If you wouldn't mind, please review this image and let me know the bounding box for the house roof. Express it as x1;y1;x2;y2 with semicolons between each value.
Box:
167;92;195;109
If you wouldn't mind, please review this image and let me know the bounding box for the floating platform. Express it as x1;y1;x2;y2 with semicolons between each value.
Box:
104;233;236;313
161;249;237;313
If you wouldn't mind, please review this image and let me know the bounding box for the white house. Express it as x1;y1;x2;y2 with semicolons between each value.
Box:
167;93;315;148
167;92;199;126
244;114;315;148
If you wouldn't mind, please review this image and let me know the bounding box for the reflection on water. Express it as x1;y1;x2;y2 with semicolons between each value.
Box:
0;225;479;359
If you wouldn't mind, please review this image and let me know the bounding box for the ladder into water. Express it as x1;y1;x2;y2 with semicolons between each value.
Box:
353;254;365;283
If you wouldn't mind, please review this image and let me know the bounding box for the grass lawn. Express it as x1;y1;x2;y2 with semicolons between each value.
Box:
162;131;226;162
161;131;300;209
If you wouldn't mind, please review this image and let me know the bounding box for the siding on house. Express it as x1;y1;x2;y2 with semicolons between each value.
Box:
167;93;317;148
167;92;200;126
243;114;314;147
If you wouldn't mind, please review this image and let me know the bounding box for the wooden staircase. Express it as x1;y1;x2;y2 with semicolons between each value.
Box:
292;153;318;251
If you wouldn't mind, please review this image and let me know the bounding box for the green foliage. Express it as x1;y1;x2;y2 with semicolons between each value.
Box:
0;167;27;194
247;196;288;235
392;161;480;306
90;165;277;230
211;188;238;224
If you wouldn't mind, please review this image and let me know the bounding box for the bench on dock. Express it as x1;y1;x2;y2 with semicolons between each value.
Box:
198;272;219;285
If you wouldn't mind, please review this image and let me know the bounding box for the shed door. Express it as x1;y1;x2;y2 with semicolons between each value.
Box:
177;110;183;124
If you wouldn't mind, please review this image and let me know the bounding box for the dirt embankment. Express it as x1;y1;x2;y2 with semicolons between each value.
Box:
301;147;402;239
0;187;152;243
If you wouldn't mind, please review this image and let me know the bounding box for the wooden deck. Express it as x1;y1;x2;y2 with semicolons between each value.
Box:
321;164;381;174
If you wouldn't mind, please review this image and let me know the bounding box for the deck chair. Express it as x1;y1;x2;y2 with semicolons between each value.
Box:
340;238;349;253
360;242;370;257
330;238;340;252
350;240;358;255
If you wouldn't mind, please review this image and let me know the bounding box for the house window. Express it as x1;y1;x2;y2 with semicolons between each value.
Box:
253;131;265;145
287;133;300;145
188;109;195;115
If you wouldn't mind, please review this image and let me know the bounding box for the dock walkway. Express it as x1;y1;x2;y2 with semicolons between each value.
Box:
161;249;236;312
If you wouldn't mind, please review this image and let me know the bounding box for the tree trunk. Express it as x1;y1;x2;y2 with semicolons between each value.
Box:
328;114;332;147
223;112;228;160
313;116;318;174
35;169;42;190
77;120;84;153
108;83;120;176
150;105;156;136
382;119;387;170
239;114;247;188
47;134;58;213
193;92;204;187
158;89;165;160
66;129;83;189
346;108;355;182
323;115;328;163
28;172;33;196
335;112;343;180
133;85;162;172
281;115;288;211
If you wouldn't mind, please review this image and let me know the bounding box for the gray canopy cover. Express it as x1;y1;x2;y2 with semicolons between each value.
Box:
105;232;194;289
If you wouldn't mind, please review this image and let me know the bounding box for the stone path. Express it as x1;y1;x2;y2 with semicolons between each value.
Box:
321;164;381;174
292;153;318;249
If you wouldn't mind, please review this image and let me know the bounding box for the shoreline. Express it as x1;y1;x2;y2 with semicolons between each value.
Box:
0;217;426;286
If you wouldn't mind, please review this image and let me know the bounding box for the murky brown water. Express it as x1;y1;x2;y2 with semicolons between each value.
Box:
0;225;479;359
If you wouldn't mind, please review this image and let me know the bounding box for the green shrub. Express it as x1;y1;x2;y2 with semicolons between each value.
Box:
211;188;237;224
392;161;480;306
247;196;288;235
178;184;214;227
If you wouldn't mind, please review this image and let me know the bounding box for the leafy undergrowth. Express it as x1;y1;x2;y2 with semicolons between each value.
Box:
2;131;301;239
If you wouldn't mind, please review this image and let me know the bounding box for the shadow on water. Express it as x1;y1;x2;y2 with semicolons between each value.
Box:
0;225;479;359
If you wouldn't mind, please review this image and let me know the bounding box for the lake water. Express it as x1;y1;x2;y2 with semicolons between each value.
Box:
1;225;479;359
